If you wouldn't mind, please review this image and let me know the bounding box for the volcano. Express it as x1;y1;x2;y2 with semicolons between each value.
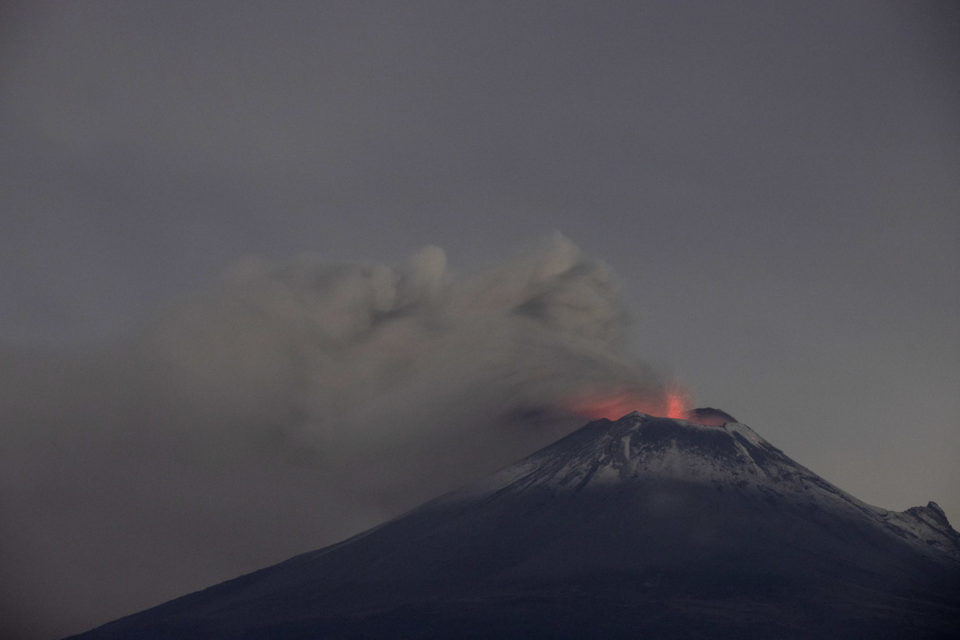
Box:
68;411;960;639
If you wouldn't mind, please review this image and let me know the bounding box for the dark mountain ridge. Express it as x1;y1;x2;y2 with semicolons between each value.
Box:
68;411;960;639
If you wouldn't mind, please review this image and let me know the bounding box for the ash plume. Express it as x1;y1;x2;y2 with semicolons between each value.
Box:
0;234;673;639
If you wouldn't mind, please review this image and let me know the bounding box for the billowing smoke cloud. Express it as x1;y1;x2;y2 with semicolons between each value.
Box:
1;234;672;639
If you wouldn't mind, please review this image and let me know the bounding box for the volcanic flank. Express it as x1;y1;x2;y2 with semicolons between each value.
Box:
69;411;960;639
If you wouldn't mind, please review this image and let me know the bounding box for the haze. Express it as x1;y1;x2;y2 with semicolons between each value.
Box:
1;2;957;639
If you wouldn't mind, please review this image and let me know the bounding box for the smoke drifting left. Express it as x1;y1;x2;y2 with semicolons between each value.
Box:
0;234;680;639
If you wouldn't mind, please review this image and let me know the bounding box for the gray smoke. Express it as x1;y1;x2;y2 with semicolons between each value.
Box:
1;234;671;639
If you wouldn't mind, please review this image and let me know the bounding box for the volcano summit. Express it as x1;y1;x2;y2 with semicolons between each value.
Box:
69;411;960;639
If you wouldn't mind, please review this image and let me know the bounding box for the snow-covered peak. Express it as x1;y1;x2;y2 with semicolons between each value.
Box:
438;411;960;562
442;411;784;501
501;411;799;490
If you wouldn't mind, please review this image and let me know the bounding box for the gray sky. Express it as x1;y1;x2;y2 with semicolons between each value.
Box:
2;2;958;638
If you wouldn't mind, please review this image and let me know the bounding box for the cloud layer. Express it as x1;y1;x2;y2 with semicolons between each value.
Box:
1;234;673;639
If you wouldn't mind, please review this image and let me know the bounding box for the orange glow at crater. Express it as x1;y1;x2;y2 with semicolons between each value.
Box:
665;391;691;419
566;388;692;421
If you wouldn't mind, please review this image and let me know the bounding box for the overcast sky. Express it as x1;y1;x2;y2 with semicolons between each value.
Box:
2;2;959;638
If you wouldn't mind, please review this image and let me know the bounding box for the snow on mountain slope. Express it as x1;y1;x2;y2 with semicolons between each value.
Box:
441;411;960;562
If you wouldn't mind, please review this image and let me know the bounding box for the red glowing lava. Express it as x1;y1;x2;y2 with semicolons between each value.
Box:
665;392;690;420
566;388;692;421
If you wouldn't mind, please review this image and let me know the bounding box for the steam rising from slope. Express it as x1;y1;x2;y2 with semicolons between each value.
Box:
0;234;674;639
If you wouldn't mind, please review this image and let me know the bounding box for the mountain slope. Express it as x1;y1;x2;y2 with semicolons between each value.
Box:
68;412;960;639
